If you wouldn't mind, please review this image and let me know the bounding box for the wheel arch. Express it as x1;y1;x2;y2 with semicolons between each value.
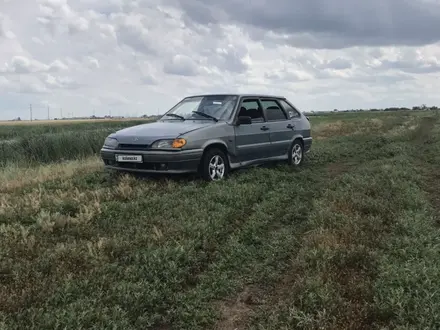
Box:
291;134;304;147
201;140;229;154
198;140;230;169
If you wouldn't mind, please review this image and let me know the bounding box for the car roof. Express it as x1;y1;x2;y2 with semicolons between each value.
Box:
185;93;286;99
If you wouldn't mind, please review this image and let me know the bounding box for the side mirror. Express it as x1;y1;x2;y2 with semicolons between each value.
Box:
237;116;252;125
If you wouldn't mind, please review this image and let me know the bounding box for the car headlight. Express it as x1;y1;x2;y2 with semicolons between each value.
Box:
104;137;118;149
151;138;187;149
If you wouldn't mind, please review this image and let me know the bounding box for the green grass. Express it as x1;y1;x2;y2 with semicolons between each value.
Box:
0;120;150;167
1;111;440;329
0;130;111;167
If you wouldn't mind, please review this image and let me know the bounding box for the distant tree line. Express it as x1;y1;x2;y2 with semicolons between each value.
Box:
305;104;439;116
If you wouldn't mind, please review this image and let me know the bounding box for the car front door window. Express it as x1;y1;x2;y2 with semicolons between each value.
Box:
234;98;271;162
238;100;265;123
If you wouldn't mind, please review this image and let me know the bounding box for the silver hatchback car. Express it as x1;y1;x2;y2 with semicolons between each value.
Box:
100;94;312;181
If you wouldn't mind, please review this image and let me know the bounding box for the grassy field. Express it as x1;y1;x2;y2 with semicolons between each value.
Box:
0;119;153;167
1;110;440;329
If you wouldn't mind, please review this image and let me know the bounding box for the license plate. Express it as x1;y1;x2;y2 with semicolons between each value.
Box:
116;155;143;163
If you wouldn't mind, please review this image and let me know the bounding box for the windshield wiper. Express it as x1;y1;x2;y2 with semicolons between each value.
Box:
165;113;185;120
192;111;218;122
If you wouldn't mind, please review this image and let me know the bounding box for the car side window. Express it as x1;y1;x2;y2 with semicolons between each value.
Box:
279;100;301;119
238;99;264;123
260;99;287;121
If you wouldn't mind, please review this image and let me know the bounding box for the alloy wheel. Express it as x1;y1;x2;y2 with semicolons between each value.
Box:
208;155;225;180
291;143;303;165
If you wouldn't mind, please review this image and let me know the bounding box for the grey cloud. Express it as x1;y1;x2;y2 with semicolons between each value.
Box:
75;0;140;16
85;56;100;69
37;0;90;35
0;56;69;74
0;56;47;74
141;75;158;85
368;49;384;59
172;0;440;48
67;17;89;34
163;54;199;76
4;76;49;94
0;14;5;37
379;59;440;74
178;1;218;25
321;58;352;70
264;71;308;82
201;45;249;73
44;75;82;90
113;17;156;55
49;60;69;72
350;73;415;84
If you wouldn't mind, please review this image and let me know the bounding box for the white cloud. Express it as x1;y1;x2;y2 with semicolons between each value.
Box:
0;0;440;120
0;56;69;74
163;54;200;76
85;56;100;69
1;56;49;74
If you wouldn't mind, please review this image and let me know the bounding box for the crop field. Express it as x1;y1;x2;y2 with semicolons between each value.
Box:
1;110;440;329
0;119;151;167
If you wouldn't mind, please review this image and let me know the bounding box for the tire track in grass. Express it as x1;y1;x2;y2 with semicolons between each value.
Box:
371;116;440;329
246;157;427;329
212;162;357;330
220;117;431;330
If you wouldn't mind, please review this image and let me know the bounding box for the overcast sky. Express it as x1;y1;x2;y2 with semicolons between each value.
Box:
1;0;440;120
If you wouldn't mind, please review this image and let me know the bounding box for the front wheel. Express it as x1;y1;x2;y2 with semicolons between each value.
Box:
200;148;229;181
288;139;304;166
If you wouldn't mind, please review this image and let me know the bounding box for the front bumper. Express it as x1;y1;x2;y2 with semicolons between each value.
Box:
100;148;204;174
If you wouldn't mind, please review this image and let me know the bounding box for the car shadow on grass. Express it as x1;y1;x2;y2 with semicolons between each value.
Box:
105;159;305;186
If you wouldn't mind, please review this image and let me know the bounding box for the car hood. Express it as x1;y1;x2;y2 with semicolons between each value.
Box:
112;120;214;145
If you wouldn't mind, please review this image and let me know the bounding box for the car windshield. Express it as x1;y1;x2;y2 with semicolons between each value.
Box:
163;95;238;121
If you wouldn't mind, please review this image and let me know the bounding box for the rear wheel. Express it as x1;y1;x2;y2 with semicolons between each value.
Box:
200;148;229;181
288;139;304;166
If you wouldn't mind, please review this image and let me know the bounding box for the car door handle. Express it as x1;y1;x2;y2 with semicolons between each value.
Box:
260;126;269;131
287;124;294;129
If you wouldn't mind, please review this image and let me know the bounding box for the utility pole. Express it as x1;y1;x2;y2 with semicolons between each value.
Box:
30;104;32;122
60;107;63;119
47;106;50;120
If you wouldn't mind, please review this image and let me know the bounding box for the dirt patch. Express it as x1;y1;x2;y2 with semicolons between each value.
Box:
326;161;357;177
411;116;436;142
313;118;384;140
214;287;257;330
313;120;345;140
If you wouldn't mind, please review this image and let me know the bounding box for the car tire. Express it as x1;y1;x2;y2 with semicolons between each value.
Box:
288;139;304;167
200;148;229;181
